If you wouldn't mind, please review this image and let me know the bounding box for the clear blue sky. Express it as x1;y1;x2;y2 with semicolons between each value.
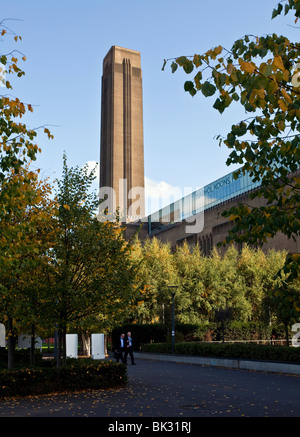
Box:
0;0;297;213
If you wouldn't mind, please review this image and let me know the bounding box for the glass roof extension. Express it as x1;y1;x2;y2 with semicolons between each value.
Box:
147;168;261;235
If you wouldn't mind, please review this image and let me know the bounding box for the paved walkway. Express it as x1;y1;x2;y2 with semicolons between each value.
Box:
0;357;299;418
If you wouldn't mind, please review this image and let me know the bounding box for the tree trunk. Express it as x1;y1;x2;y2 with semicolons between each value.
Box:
56;326;67;368
54;326;58;361
30;324;35;367
62;325;67;367
104;335;108;355
7;317;14;370
81;332;90;356
285;322;290;347
56;329;62;369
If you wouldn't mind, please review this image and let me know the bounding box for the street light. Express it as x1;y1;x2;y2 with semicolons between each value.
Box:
168;286;178;353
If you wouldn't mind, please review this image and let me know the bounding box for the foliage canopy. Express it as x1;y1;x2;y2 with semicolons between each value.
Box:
162;0;300;290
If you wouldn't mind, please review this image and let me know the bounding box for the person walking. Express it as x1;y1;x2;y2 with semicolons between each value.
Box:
115;333;126;363
125;331;136;365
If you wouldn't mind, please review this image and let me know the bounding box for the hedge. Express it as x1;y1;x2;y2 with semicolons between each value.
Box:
0;348;45;370
141;342;300;363
112;322;291;349
0;358;127;398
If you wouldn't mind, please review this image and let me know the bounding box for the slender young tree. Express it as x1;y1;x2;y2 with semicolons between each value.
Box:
44;156;140;367
131;237;178;324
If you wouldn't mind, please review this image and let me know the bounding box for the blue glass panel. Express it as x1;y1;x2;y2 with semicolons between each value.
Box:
148;168;261;234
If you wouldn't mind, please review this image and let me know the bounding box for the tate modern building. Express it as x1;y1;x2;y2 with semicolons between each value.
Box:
99;46;299;256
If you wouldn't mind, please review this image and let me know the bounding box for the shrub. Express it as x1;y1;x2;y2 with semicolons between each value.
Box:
0;348;44;369
112;322;209;349
0;359;127;398
112;322;293;349
141;342;300;363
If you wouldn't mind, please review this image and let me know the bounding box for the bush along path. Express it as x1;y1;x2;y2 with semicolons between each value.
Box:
141;342;300;363
0;357;127;398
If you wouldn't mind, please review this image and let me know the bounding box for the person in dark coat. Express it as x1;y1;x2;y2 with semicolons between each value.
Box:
115;333;126;363
124;331;136;365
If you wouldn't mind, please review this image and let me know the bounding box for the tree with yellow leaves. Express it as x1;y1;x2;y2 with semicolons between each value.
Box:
44;155;140;368
130;237;178;325
0;20;54;368
0;169;58;368
0;20;52;193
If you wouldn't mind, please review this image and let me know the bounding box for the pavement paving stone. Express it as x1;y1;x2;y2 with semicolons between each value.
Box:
0;358;299;420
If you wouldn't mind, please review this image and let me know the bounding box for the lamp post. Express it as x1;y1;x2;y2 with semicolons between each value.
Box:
168;286;177;353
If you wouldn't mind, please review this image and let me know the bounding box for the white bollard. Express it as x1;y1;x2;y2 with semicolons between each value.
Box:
17;335;42;352
66;334;78;358
91;334;105;360
0;324;5;348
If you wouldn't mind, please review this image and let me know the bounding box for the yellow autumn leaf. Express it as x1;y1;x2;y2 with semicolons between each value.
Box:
227;63;234;74
278;99;288;112
281;88;292;103
63;204;70;210
257;88;266;99
277;120;285;131
239;60;256;74
250;89;265;102
193;54;202;68
283;68;290;81
214;45;223;56
273;56;285;72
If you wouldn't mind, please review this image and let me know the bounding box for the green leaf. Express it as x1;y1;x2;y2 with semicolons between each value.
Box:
285;4;290;15
231;122;247;137
213;98;221;111
0;55;7;65
184;81;196;96
176;56;188;66
232;92;239;101
226;133;236;147
183;60;194;74
171;61;178;73
201;81;216;97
